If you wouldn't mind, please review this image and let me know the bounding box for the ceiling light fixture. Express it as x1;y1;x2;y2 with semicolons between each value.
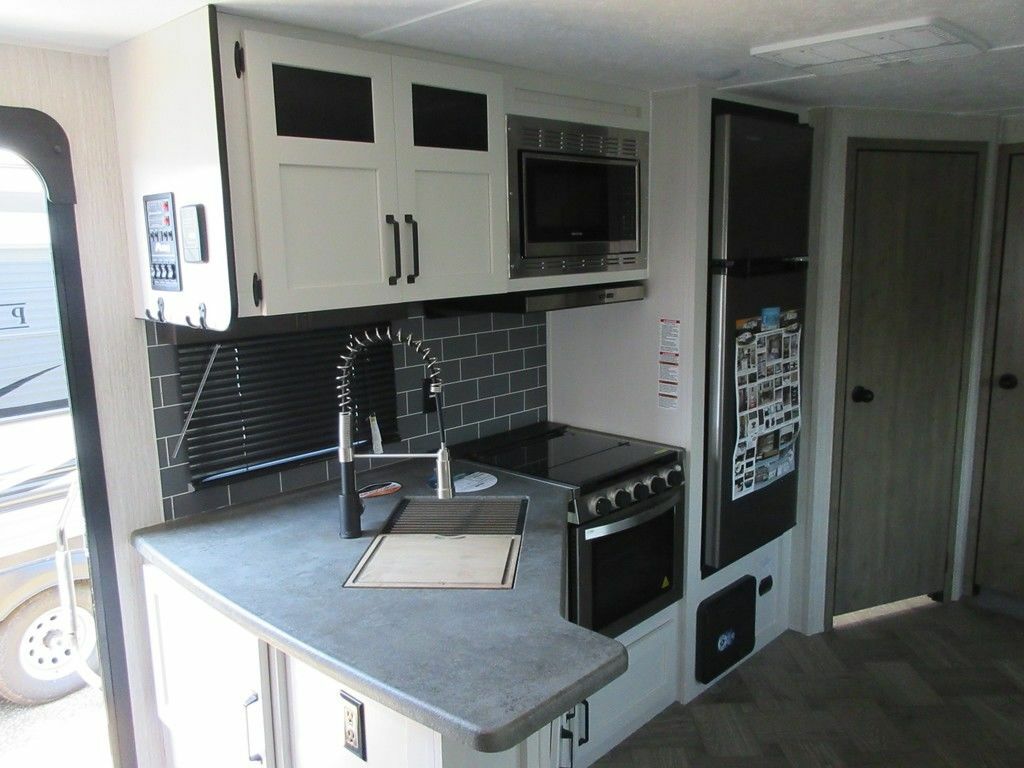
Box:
751;17;987;76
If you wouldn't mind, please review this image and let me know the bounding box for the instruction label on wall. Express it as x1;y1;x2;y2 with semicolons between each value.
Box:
658;318;680;409
731;307;801;500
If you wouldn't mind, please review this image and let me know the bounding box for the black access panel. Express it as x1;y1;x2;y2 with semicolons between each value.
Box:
695;575;756;684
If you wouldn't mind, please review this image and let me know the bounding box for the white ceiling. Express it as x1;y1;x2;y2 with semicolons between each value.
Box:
1;0;1022;114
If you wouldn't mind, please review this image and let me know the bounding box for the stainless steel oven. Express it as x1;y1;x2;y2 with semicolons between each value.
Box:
569;482;684;638
452;421;683;638
507;115;648;278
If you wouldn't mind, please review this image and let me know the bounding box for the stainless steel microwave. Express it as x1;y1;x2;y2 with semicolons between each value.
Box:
507;115;648;278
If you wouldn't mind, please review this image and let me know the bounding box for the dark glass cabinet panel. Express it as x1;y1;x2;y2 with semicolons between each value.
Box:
411;84;488;151
272;64;374;142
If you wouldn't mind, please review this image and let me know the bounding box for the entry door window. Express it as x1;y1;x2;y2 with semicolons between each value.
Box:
0;147;111;766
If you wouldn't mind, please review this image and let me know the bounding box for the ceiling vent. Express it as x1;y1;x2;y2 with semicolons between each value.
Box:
751;18;987;76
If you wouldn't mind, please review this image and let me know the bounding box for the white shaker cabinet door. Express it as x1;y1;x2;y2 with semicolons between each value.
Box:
391;57;508;301
243;31;403;314
143;565;272;768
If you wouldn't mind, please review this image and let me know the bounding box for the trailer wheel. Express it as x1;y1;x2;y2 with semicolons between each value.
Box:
0;584;98;705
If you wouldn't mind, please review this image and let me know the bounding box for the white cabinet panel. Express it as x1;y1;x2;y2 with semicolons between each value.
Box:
412;169;493;273
242;31;402;313
286;655;441;768
575;613;679;767
144;566;272;768
392;57;508;300
279;165;388;290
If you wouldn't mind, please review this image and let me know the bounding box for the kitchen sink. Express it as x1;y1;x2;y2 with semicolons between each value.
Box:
344;497;527;590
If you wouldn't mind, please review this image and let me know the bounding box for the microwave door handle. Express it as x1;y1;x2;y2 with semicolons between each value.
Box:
583;496;677;541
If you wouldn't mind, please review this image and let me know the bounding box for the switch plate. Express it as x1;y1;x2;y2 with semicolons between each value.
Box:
340;690;366;760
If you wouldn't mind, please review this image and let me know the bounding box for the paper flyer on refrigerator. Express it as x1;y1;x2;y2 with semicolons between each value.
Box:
731;306;801;500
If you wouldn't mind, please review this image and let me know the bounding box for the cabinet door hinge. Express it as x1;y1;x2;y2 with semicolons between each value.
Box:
234;42;245;78
252;272;263;307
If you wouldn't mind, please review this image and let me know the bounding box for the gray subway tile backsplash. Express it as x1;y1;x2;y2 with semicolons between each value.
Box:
146;312;547;520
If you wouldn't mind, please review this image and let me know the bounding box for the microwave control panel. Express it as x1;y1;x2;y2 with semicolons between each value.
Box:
144;192;182;291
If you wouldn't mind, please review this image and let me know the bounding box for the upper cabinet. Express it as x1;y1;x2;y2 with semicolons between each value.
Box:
242;34;402;314
111;9;648;330
391;58;507;303
111;10;507;327
242;32;507;315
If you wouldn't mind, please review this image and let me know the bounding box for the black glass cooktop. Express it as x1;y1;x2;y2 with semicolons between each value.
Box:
452;421;675;493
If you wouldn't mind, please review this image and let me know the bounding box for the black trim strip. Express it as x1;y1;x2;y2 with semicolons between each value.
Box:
0;105;137;767
208;7;239;319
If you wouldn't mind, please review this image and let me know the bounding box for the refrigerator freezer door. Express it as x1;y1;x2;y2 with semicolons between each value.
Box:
704;262;807;571
712;115;813;263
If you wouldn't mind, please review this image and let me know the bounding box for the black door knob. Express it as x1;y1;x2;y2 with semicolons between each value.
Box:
851;385;875;403
998;373;1018;390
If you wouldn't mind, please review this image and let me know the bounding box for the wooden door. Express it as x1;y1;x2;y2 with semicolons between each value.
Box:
243;32;403;314
976;149;1024;598
833;145;980;616
391;57;508;301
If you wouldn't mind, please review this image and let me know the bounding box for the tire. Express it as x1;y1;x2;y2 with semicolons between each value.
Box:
0;583;99;705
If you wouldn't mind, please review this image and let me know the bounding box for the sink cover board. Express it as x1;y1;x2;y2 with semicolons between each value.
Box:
345;496;528;589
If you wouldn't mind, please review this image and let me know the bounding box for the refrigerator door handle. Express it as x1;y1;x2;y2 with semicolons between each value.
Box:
704;271;729;567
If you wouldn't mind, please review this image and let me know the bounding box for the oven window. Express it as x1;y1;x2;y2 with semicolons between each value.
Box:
522;155;638;246
590;507;675;632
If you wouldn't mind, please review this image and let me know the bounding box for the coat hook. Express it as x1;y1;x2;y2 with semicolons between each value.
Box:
157;297;166;323
185;303;208;330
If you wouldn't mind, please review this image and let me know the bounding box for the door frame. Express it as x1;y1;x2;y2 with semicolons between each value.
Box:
964;142;1024;595
0;106;137;767
824;138;987;627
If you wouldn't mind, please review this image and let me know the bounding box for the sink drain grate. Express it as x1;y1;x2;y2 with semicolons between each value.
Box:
381;496;527;536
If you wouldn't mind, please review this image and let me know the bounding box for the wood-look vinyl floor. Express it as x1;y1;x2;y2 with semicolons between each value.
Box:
594;598;1024;768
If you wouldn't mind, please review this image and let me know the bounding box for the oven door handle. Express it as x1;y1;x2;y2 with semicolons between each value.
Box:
583;495;677;541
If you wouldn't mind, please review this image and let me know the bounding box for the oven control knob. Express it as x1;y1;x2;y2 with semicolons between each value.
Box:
631;482;650;501
588;496;613;516
662;465;683;487
648;474;667;494
614;489;632;508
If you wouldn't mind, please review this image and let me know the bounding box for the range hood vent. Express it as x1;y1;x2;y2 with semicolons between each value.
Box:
751;18;987;76
426;283;645;316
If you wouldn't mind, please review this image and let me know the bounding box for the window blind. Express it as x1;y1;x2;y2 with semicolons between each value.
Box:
177;325;399;484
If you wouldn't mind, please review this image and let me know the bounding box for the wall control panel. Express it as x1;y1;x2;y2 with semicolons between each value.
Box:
144;192;182;291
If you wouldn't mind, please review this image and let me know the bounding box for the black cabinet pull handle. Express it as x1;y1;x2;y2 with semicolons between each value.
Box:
577;699;590;746
851;385;874;403
386;214;401;286
998;373;1018;390
405;214;420;284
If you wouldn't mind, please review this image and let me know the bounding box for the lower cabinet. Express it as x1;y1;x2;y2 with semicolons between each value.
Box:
143;565;273;767
143;565;558;768
561;609;680;768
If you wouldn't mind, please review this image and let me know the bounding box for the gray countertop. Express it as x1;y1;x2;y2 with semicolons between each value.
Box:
132;460;627;752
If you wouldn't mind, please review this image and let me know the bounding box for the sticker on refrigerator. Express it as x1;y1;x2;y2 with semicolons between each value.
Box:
658;318;681;409
731;308;801;500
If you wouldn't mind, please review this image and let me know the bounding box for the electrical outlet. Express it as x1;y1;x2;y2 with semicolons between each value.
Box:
340;690;366;761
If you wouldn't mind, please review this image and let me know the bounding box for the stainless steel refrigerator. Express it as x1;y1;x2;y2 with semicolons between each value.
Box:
703;113;813;572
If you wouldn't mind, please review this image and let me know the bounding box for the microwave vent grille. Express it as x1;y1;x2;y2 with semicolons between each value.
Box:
520;126;639;159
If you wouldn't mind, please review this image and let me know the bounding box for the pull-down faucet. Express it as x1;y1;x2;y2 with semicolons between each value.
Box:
336;327;453;538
